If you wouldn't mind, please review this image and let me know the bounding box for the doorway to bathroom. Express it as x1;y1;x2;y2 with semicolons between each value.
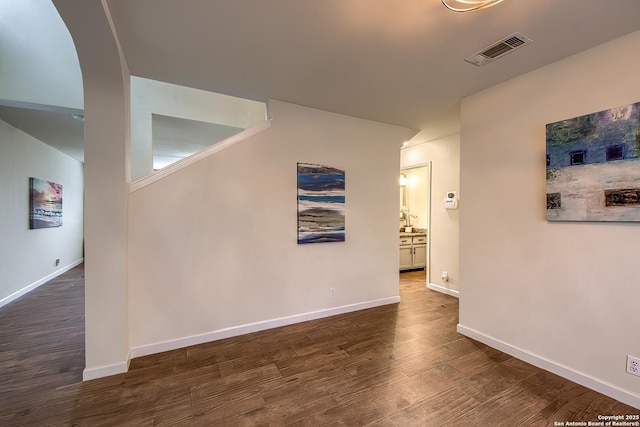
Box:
399;162;431;283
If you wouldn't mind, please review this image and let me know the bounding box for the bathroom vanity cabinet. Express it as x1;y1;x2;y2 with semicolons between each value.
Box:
399;234;426;271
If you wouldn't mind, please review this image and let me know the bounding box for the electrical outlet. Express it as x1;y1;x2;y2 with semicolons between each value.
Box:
442;271;448;282
329;288;336;298
54;258;60;267
627;355;640;377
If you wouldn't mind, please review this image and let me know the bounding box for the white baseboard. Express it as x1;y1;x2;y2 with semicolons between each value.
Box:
457;324;640;410
83;353;131;381
0;258;84;309
427;282;459;298
131;296;401;358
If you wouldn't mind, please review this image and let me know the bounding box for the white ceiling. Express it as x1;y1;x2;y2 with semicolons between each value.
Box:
3;0;640;160
106;0;640;131
152;114;244;169
0;104;84;161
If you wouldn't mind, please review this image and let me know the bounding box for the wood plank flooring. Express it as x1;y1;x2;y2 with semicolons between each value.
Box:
1;265;637;426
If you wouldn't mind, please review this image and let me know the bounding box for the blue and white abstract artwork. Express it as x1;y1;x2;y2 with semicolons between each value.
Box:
546;101;640;221
297;163;345;244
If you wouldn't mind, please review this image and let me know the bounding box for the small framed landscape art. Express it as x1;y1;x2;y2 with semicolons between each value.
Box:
297;163;345;244
546;101;640;222
29;177;63;229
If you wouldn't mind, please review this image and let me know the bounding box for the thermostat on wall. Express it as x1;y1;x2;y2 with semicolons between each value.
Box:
444;191;458;209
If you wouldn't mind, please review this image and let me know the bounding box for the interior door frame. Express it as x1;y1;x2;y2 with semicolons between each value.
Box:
400;161;432;284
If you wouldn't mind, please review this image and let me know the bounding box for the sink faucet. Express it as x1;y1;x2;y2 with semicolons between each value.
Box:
401;206;418;227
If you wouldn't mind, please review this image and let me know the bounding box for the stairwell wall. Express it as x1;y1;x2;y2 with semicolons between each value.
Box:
128;100;417;354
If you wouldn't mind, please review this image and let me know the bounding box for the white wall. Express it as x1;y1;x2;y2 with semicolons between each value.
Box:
54;0;132;381
128;100;416;354
0;119;84;306
458;30;640;408
401;129;460;295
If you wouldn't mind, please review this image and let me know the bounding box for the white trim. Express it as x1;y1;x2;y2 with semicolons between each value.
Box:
82;353;131;381
130;119;272;193
0;258;84;309
427;282;459;298
457;324;640;410
131;296;400;358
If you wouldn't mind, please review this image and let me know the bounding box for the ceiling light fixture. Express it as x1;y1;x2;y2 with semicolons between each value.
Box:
441;0;505;12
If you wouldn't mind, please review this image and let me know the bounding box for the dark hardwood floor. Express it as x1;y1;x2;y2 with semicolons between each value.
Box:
0;265;637;426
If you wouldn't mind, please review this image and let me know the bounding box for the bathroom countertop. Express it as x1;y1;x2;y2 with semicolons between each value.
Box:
399;228;427;237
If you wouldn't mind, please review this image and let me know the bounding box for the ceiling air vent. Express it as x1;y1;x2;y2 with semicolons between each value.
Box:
465;32;532;66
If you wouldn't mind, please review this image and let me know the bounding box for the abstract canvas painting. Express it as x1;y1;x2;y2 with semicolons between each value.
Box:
297;163;345;244
546;101;640;222
29;177;63;229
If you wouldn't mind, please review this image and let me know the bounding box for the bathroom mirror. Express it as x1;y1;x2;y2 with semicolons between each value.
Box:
399;165;429;229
